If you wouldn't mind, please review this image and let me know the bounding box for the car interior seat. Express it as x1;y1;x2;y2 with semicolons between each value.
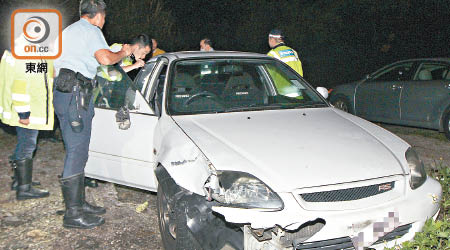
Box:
221;70;264;107
170;72;200;111
418;69;433;80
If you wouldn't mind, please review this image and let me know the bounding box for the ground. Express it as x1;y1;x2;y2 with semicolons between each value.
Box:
0;124;448;250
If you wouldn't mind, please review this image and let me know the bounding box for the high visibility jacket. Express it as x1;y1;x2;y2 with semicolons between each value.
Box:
267;43;303;77
152;48;165;57
110;43;133;66
0;50;54;130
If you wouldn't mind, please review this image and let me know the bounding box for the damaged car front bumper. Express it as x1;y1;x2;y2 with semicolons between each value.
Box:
210;175;442;250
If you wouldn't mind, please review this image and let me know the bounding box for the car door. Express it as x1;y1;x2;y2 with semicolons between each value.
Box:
85;62;162;191
400;61;450;128
355;62;415;123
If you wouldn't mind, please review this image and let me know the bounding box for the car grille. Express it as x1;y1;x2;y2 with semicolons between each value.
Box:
300;181;395;202
296;237;355;250
373;223;412;245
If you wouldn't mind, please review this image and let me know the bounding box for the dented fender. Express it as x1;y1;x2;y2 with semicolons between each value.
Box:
154;115;213;195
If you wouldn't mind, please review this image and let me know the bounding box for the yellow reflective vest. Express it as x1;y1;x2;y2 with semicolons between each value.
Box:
110;43;133;67
0;50;54;130
267;44;303;77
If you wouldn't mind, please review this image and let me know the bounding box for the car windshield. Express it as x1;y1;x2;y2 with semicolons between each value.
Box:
168;58;327;115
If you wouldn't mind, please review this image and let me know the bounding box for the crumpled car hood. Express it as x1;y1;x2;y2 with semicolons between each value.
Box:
172;108;410;192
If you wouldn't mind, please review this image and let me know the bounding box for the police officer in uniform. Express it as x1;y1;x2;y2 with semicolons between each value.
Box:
53;0;132;229
267;29;303;77
109;34;151;73
0;50;53;201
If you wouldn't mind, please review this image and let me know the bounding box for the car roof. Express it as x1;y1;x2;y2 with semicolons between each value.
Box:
394;58;450;64
149;51;270;61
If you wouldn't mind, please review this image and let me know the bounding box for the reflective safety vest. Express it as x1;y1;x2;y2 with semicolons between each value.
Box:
152;48;165;57
0;50;54;130
267;44;303;77
110;43;133;67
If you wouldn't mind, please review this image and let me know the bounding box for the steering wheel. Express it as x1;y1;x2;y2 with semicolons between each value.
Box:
184;91;222;106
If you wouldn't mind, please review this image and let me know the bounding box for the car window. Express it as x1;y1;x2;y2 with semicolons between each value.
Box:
93;64;136;110
167;59;326;115
148;64;168;112
134;62;156;94
414;63;450;81
373;62;414;81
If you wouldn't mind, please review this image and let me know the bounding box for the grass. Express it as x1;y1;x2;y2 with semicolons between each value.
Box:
385;161;450;250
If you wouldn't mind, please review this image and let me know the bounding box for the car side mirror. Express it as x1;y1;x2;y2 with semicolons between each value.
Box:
316;87;329;99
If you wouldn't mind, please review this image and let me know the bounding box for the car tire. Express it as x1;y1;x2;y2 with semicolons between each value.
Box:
444;110;450;140
157;183;177;250
331;96;352;113
157;168;202;250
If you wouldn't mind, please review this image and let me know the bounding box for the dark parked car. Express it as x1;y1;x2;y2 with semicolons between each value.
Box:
329;58;450;139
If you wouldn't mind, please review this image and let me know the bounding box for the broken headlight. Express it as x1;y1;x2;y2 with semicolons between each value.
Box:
206;171;284;210
406;147;427;189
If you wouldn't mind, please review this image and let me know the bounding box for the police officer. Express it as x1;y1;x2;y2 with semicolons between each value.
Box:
0;50;52;201
267;29;304;77
53;0;132;229
110;34;151;73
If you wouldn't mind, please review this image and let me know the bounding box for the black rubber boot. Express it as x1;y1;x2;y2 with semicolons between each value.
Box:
11;177;41;191
61;173;105;229
10;157;40;190
84;177;98;188
81;175;106;215
14;159;49;200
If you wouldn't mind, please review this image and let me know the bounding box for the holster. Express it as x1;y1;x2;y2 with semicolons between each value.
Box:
55;68;96;110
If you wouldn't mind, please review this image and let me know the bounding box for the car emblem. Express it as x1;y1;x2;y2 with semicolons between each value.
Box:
378;183;392;191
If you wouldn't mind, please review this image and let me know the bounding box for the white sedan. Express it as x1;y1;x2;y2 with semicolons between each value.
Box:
85;51;442;250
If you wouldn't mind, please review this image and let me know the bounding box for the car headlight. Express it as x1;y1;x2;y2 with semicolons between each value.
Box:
406;147;427;189
205;171;284;210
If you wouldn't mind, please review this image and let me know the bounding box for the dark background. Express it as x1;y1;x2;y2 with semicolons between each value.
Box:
0;0;449;88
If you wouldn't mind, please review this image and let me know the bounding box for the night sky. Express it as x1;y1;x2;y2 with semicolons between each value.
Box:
1;0;449;87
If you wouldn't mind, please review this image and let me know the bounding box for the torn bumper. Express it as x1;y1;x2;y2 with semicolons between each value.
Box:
212;177;442;249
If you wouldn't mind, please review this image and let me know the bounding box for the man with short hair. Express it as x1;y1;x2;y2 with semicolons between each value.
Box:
53;0;132;229
267;29;303;77
151;38;165;57
110;34;151;72
200;38;214;51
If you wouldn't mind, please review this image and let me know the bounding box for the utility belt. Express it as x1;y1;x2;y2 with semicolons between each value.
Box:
55;68;97;110
55;68;98;133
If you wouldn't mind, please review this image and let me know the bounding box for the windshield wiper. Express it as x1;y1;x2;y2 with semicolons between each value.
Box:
294;101;328;108
223;103;299;113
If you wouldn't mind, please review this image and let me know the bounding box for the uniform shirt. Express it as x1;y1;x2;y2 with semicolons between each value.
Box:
54;18;109;79
267;43;303;77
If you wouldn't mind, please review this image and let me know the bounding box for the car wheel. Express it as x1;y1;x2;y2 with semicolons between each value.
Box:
332;96;351;113
156;170;202;250
157;182;177;249
444;110;450;140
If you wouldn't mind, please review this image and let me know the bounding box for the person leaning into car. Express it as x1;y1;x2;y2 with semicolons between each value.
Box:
109;34;152;73
53;0;132;229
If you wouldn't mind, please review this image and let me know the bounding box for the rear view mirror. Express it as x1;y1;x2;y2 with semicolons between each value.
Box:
316;87;328;99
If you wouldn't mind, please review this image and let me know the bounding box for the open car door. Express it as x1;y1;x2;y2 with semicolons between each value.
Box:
85;64;159;191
